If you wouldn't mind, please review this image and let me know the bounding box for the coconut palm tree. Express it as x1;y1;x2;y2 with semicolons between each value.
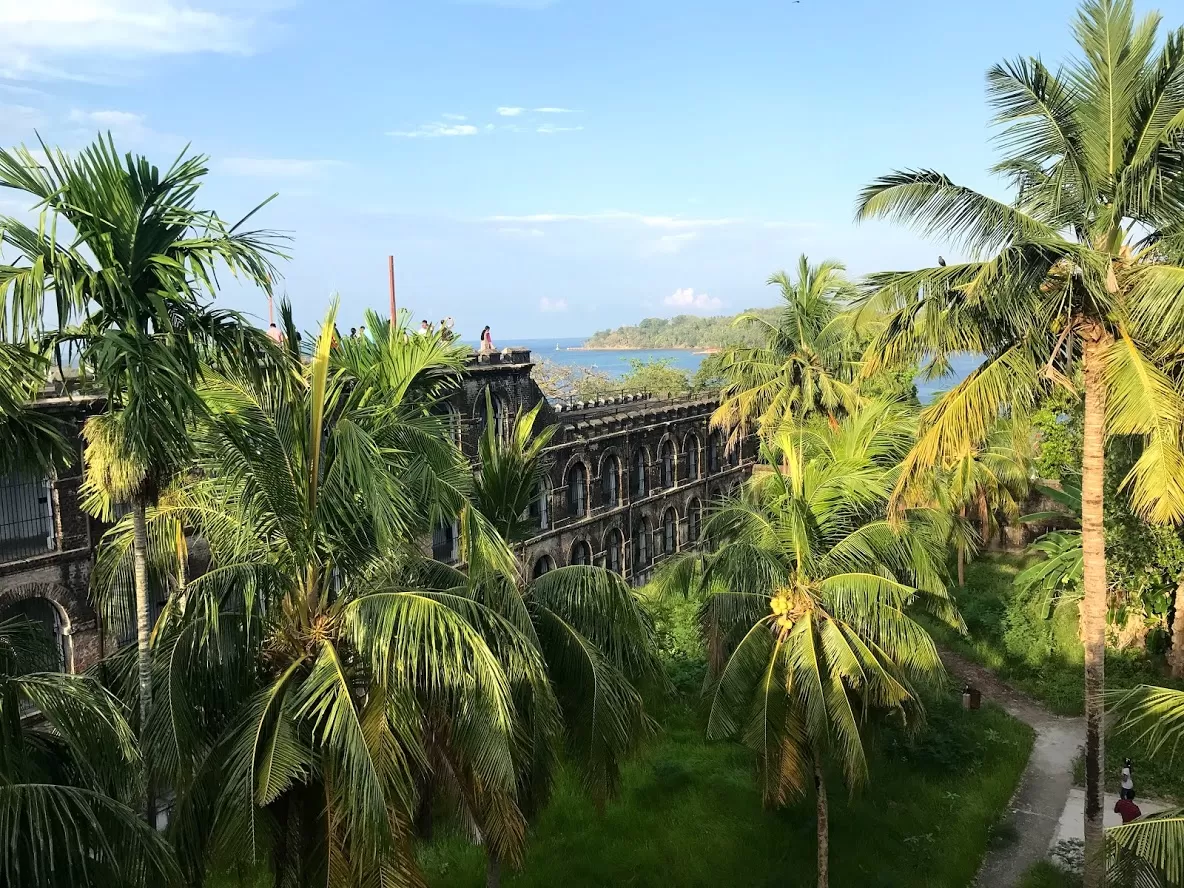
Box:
409;392;663;887
854;3;1184;877
711;255;864;450
944;413;1036;586
0;343;69;473
0;136;284;815
0;615;180;887
94;310;544;886
1107;685;1184;885
655;403;961;888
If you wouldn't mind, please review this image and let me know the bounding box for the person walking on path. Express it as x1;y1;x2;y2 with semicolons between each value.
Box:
1114;796;1142;824
1120;758;1135;800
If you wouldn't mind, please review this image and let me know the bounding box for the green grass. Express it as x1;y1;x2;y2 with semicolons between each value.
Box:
420;691;1033;888
925;554;1184;801
1019;861;1082;888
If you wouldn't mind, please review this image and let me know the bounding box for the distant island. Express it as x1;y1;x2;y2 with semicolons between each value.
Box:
582;308;778;350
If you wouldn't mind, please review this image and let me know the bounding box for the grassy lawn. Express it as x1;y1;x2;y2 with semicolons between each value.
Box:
924;554;1184;801
420;691;1032;888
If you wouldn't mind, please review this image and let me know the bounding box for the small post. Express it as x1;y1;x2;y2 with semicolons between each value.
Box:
388;255;396;332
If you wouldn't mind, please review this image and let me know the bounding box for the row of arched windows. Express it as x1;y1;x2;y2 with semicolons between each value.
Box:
549;430;735;526
530;500;704;579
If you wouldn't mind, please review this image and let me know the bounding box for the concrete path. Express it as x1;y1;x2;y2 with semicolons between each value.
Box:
939;650;1084;888
1052;788;1175;844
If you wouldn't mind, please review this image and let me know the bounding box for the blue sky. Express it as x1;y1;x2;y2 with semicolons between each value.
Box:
2;0;1181;338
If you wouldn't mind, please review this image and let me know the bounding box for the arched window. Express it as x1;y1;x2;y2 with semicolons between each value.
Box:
2;597;69;672
659;440;676;489
566;462;588;518
570;539;592;566
603;528;624;575
475;390;508;441
532;554;555;578
433;402;462;446
633;517;651;570
528;478;551;530
707;431;722;473
633;449;648;498
662;508;678;555
687;499;702;543
601;454;620;507
685;434;701;480
432;518;460;562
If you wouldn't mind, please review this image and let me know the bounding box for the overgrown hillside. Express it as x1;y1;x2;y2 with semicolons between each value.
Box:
584;308;779;349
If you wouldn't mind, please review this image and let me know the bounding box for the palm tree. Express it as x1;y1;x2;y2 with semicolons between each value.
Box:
656;403;961;888
854;3;1184;877
101;310;543;886
0;615;180;887
711;255;863;450
1107;685;1184;885
0;135;283;816
0;343;69;473
413;393;663;887
943;413;1035;586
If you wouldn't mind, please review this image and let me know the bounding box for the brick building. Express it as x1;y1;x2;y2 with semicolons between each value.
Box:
0;348;755;673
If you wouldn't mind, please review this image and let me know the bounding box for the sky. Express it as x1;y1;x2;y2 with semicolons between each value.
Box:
2;0;1183;338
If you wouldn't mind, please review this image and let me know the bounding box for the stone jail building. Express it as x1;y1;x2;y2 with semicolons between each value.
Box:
0;348;754;674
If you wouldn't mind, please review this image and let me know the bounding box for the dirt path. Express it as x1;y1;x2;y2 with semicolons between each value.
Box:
939;650;1084;888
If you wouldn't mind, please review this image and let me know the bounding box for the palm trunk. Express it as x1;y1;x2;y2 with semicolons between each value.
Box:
485;849;501;888
814;757;829;888
1080;329;1109;888
131;497;157;827
1171;579;1184;680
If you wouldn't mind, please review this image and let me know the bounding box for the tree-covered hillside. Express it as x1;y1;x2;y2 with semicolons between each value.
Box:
583;308;779;349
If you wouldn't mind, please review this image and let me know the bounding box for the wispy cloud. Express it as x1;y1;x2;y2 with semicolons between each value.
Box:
220;157;344;178
535;107;577;113
486;211;737;229
645;232;698;255
496;107;525;116
664;288;722;312
67;108;156;141
441;113;467;121
536;123;583;134
0;1;274;81
498;226;545;237
388;121;480;138
539;296;568;312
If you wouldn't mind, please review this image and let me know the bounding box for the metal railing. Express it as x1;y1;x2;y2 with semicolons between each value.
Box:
0;473;57;564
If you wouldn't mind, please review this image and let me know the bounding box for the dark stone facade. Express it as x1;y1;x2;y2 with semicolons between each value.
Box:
0;349;754;673
0;396;102;672
443;350;756;584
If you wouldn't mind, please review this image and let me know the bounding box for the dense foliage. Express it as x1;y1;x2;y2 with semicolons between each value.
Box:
584;309;779;349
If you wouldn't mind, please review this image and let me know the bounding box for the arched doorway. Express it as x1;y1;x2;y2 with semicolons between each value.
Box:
569;539;592;566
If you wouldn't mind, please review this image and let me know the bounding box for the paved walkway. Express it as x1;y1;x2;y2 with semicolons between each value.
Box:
939;650;1084;888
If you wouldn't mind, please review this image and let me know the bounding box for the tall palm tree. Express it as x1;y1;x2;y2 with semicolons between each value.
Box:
0;343;68;473
101;310;542;887
0;136;284;814
0;615;179;887
712;255;863;450
944;413;1036;586
854;3;1184;877
656;403;961;888
414;393;663;887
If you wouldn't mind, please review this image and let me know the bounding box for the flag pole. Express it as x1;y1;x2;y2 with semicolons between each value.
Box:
388;256;396;332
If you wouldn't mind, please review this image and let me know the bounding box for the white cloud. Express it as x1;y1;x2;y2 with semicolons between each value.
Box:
664;288;722;312
221;157;344;178
536;124;583;134
496;106;524;116
67;108;155;141
388;121;480;138
645;232;698;255
486;211;737;229
498;226;545;237
0;1;271;81
535;107;577;113
441;113;467;121
539;296;567;312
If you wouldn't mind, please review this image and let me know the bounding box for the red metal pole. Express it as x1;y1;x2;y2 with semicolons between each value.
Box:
388;256;396;332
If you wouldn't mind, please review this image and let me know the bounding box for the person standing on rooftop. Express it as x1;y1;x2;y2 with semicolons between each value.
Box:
479;324;493;353
267;322;284;344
